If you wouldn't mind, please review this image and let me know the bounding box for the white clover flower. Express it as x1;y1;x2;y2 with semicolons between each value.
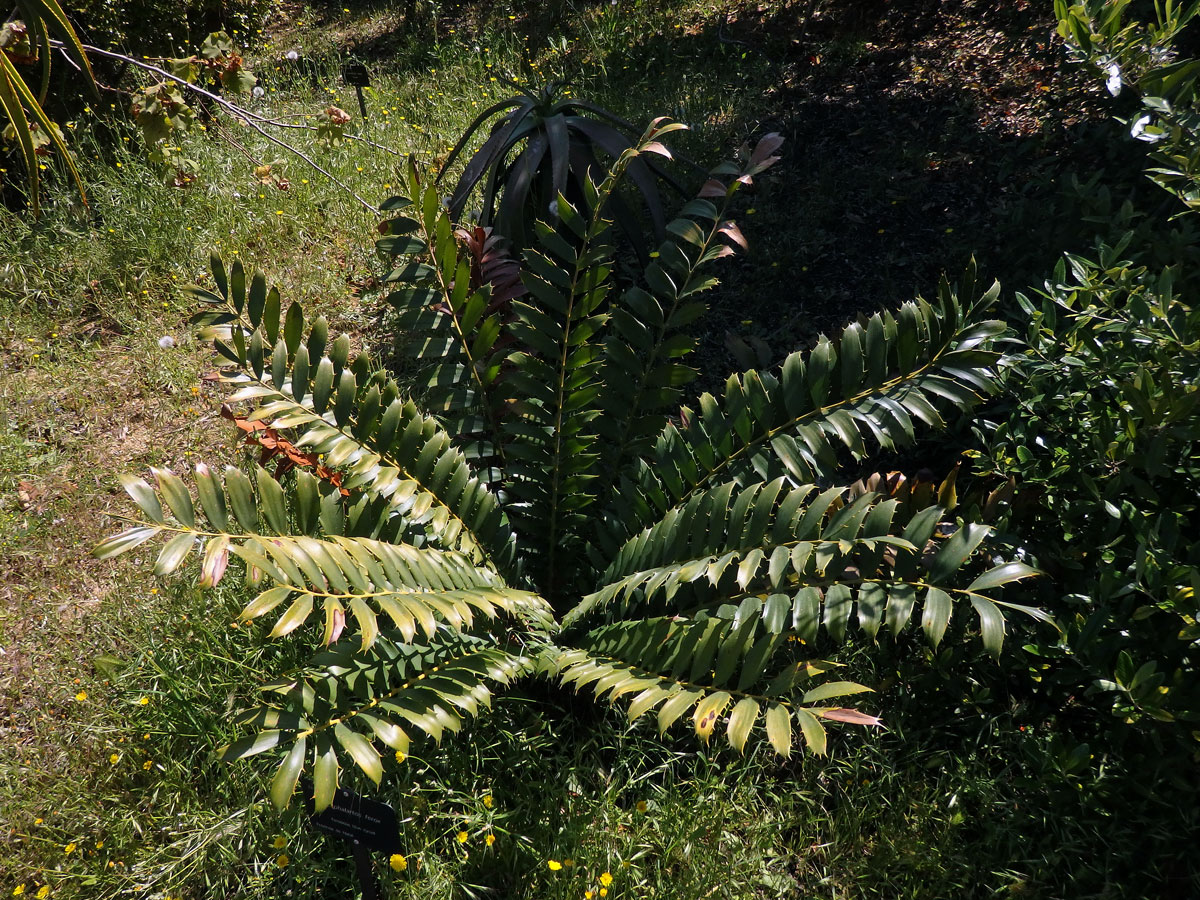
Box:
286;50;299;61
1106;62;1122;96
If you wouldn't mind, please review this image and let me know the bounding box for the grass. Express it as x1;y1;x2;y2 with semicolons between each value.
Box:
2;0;1198;897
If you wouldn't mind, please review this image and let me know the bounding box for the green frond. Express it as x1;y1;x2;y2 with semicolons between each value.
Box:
2;0;95;215
565;480;1042;656
499;185;615;597
550;616;874;756
380;166;513;472
592;191;736;496
95;466;553;648
219;632;533;811
602;266;1007;551
234;536;553;647
184;256;517;576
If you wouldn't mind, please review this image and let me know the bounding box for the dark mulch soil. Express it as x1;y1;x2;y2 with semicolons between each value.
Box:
691;0;1131;381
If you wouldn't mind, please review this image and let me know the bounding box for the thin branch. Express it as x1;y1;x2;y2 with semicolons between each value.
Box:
64;42;404;157
240;108;408;158
53;40;379;212
211;116;270;171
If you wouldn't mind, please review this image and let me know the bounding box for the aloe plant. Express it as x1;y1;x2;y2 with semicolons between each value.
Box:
438;80;689;256
98;121;1043;811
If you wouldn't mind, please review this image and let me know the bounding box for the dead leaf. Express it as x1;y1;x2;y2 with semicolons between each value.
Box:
818;708;882;726
16;481;36;511
220;405;349;494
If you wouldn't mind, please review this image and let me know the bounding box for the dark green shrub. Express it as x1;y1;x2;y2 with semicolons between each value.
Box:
966;0;1200;734
971;239;1200;728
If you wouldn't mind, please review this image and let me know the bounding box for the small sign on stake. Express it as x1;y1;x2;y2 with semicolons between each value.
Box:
303;779;400;900
342;62;371;120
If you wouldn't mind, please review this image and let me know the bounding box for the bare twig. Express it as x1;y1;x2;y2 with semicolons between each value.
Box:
52;39;380;212
234;108;407;158
58;40;404;157
69;43;405;157
211;117;267;171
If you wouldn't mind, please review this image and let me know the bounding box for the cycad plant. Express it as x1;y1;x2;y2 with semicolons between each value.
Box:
98;120;1044;812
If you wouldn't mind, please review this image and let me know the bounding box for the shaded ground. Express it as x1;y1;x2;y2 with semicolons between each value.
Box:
682;0;1123;374
270;0;1131;383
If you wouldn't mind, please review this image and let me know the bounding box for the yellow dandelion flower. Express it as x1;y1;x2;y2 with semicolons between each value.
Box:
636;800;647;812
586;893;594;899
273;836;287;850
547;860;563;871
482;794;493;809
564;858;575;867
64;843;76;855
395;750;406;763
138;697;150;706
75;691;87;702
95;841;104;849
276;854;289;867
33;819;42;826
485;833;495;847
389;853;407;872
456;831;469;844
599;890;607;898
142;760;153;770
13;886;25;897
36;889;48;900
600;872;613;886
